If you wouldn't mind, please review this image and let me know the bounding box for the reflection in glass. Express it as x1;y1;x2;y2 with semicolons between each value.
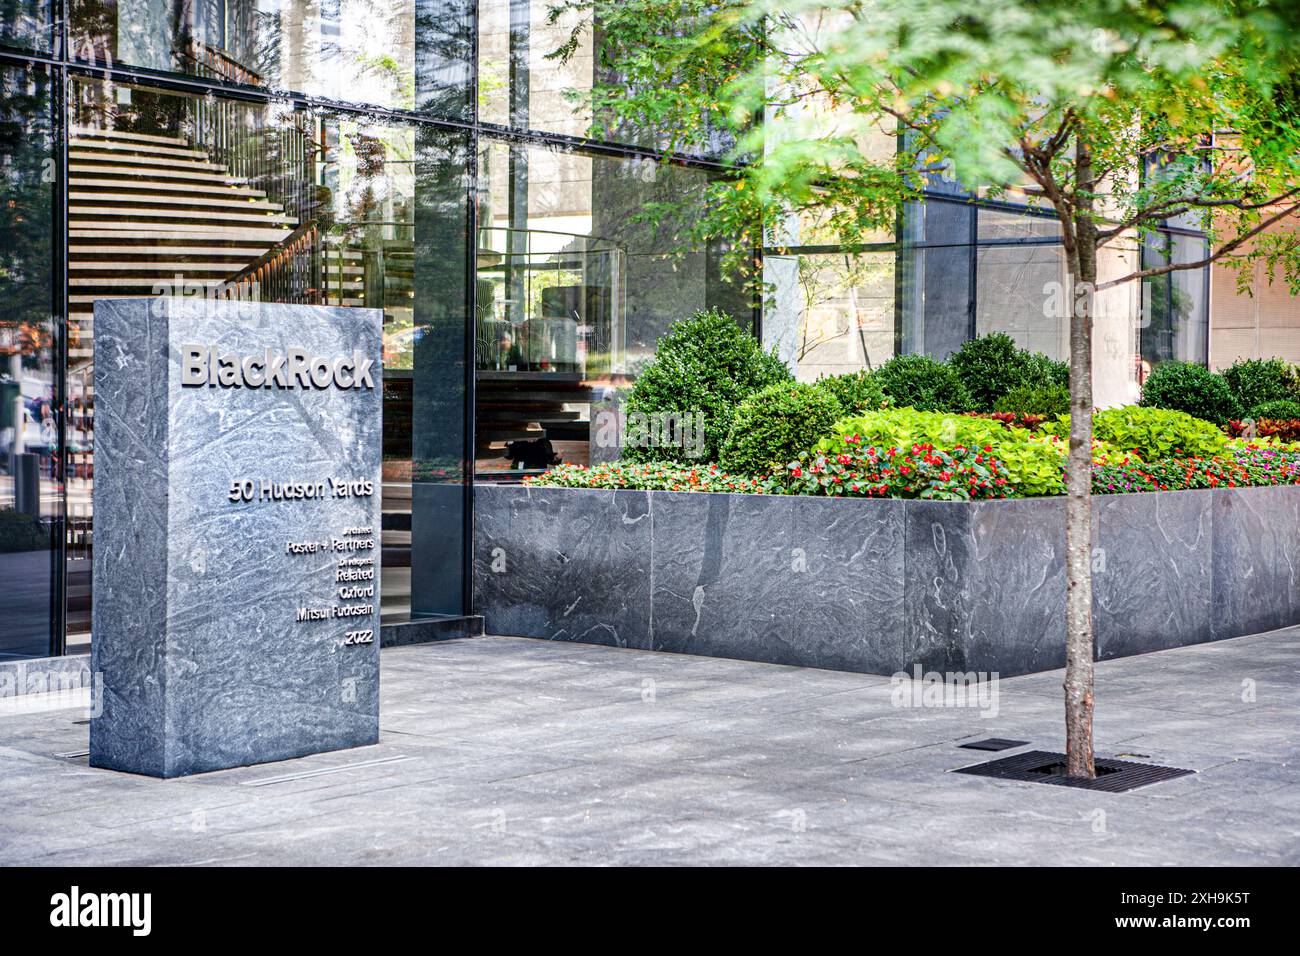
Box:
68;0;474;117
0;0;52;52
1142;231;1209;366
787;253;895;381
477;0;732;157
0;62;56;658
473;139;747;478
65;76;470;629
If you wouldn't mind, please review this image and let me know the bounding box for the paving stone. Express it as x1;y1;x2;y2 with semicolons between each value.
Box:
2;629;1299;864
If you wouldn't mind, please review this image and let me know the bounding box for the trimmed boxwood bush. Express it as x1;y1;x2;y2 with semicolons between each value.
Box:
720;381;845;475
1139;361;1241;425
814;369;889;415
994;382;1071;418
622;309;791;463
1246;398;1300;421
949;333;1031;411
873;354;972;412
949;334;1068;411
1024;353;1070;390
1222;357;1299;412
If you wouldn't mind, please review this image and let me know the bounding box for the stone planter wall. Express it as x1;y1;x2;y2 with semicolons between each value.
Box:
473;484;1300;677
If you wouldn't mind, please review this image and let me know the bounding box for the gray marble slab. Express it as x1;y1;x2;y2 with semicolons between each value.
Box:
474;484;1300;678
473;484;652;648
649;492;795;663
1211;485;1300;639
903;498;1069;678
1094;489;1213;659
90;298;383;777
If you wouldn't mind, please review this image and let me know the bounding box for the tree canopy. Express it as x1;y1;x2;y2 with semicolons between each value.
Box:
552;0;1300;293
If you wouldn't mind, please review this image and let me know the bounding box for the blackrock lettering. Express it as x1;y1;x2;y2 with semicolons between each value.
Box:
180;344;376;390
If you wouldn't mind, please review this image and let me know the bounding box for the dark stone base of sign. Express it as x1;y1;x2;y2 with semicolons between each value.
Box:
90;299;383;778
474;485;1300;678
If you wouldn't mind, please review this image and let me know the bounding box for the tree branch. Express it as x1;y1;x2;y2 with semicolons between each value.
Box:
1096;185;1300;245
1095;201;1300;291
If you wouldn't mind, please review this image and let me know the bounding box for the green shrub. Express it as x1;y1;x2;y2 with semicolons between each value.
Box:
814;369;889;415
622;309;792;463
994;382;1071;418
949;333;1035;411
720;382;845;475
1221;357;1299;413
1023;352;1070;389
1139;361;1241;424
873;354;973;412
1247;398;1300;421
1044;406;1229;460
820;408;1065;496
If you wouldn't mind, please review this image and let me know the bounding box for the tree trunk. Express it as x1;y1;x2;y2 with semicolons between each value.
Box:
1064;137;1097;779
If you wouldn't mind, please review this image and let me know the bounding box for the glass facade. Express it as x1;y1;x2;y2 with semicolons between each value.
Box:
0;60;57;658
0;5;1221;659
767;193;1156;408
472;139;748;477
1;2;739;658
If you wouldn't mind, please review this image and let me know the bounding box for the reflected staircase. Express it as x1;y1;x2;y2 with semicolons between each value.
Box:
64;126;299;641
68;126;297;368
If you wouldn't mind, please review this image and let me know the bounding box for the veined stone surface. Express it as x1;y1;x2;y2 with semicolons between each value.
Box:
475;484;1300;678
91;298;383;778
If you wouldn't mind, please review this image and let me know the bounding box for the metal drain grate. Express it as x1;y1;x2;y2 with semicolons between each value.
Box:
954;750;1194;792
959;738;1029;752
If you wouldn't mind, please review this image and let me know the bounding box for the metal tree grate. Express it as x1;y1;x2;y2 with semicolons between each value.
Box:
953;750;1195;792
958;738;1029;752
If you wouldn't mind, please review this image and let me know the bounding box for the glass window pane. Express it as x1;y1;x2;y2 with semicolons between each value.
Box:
0;61;57;658
0;0;53;54
477;0;732;157
977;207;1063;242
975;243;1068;359
66;75;471;629
474;138;747;477
69;0;474;118
766;252;895;380
1141;232;1209;365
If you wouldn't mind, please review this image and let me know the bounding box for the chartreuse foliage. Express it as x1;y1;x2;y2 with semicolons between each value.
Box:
1042;406;1230;461
819;408;1065;497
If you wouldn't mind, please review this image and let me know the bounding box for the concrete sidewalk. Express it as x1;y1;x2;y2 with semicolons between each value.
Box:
1;629;1297;865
